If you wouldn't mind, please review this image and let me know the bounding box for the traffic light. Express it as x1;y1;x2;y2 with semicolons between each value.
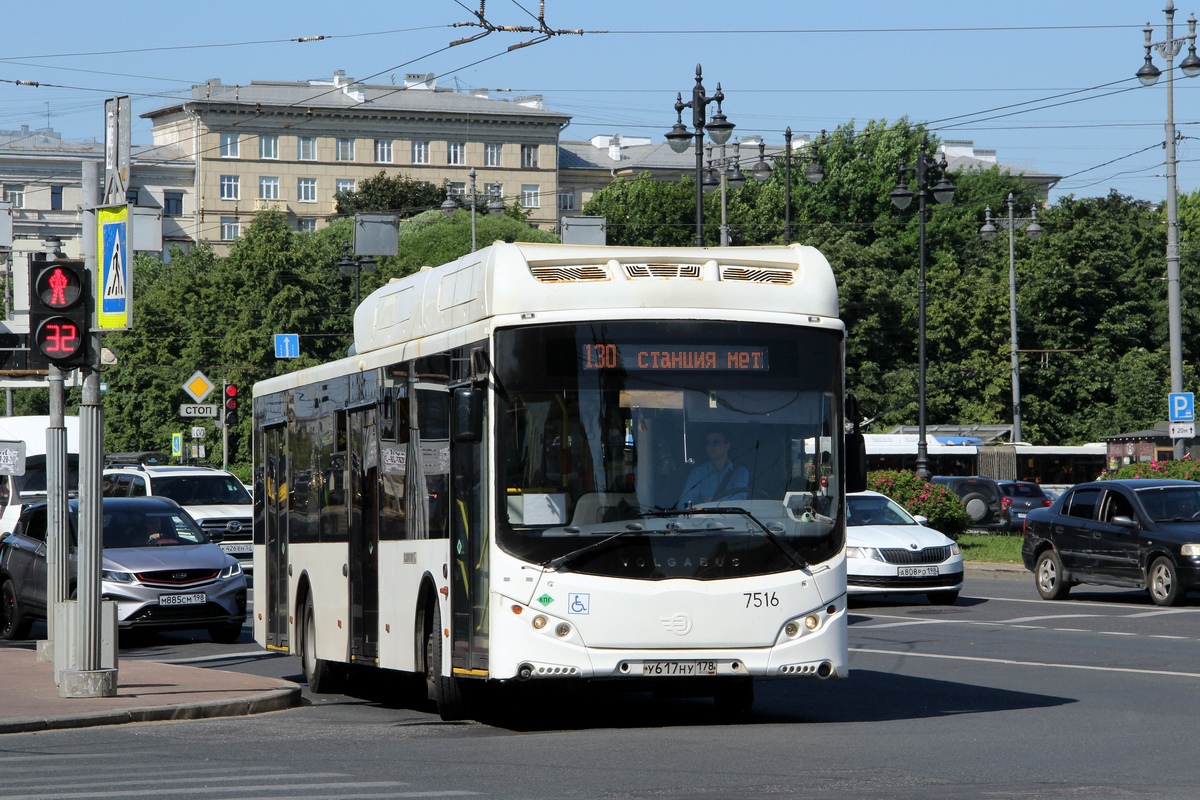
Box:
29;259;89;368
223;384;239;428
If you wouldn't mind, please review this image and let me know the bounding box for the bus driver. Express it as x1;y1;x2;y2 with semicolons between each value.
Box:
677;428;750;507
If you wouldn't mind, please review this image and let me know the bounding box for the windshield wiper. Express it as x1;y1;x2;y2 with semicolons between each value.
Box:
543;525;652;571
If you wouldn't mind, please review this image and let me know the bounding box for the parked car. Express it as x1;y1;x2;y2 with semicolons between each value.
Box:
996;480;1053;531
930;475;1005;528
1021;478;1200;606
102;465;253;573
0;496;247;641
845;490;964;605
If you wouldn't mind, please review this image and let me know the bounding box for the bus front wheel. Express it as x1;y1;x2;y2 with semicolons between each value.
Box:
301;595;341;693
425;604;468;720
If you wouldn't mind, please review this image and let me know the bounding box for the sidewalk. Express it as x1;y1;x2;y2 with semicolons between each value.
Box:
0;644;300;735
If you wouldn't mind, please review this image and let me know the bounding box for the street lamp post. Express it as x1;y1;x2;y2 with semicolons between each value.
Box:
980;194;1043;445
1137;2;1200;458
890;134;956;479
703;141;746;246
338;242;376;309
750;129;825;244
666;64;735;247
441;167;504;252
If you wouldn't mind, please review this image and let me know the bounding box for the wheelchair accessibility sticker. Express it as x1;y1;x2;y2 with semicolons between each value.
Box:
568;593;590;615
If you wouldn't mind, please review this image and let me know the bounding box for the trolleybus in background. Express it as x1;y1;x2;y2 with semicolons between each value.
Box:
253;242;866;720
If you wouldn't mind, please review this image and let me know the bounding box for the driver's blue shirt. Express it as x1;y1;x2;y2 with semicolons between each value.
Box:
678;460;750;507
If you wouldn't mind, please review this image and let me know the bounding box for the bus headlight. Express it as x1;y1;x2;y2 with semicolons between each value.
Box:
555;623;571;638
784;621;800;637
532;615;548;630
804;614;820;631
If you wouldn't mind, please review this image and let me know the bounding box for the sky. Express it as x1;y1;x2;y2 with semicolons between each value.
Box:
3;0;1200;204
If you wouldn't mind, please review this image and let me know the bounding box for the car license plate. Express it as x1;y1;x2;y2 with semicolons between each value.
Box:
641;660;718;677
159;593;206;607
897;566;939;578
221;542;253;554
1015;512;1027;519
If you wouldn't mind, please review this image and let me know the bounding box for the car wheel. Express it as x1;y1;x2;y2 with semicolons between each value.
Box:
300;595;342;693
0;579;32;641
425;603;468;721
1035;550;1071;600
208;621;243;644
1148;557;1184;607
927;590;960;606
961;492;990;524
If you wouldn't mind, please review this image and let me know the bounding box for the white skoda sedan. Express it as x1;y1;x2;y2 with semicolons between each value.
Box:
845;490;964;605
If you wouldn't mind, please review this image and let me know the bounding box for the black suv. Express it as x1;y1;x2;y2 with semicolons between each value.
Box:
930;476;1005;528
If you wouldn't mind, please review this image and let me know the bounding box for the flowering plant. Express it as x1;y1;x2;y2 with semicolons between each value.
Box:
1105;455;1200;482
865;470;970;539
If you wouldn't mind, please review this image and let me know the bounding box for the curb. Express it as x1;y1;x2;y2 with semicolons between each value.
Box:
965;561;1026;579
0;686;301;735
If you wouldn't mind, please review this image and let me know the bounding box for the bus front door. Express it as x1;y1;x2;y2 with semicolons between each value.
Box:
347;408;380;663
449;388;488;676
263;425;290;650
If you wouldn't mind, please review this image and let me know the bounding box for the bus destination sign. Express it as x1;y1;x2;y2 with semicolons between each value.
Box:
582;343;769;372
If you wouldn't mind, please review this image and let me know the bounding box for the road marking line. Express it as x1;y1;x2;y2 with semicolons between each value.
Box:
851;647;1200;678
972;594;1200;612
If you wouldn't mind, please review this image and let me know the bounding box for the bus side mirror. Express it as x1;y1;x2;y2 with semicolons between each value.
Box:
452;387;484;443
845;432;867;493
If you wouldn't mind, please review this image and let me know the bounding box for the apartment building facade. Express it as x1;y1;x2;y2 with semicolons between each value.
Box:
141;71;571;247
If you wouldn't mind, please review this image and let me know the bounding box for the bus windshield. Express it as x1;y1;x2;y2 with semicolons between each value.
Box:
494;320;844;579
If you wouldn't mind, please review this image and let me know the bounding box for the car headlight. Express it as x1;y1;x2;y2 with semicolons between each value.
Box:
950;543;961;556
1182;543;1200;557
846;546;882;561
219;562;243;579
101;570;135;583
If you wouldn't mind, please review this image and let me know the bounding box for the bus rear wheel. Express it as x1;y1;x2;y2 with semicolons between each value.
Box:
425;604;468;720
301;595;341;693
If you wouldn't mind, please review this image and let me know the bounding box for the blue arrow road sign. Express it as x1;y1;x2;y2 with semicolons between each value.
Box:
275;333;300;359
1169;392;1195;422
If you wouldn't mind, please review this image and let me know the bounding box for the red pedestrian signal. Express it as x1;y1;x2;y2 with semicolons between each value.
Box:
29;260;89;368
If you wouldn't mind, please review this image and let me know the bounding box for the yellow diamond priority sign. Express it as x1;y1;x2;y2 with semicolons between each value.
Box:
183;370;215;403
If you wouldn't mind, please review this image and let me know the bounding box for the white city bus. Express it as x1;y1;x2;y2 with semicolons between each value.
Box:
253;242;865;719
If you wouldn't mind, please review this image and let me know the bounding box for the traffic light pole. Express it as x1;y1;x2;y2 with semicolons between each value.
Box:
222;381;229;470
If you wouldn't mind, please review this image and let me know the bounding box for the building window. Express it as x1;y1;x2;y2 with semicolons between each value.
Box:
485;142;503;167
411;141;429;165
260;135;278;160
336;179;356;195
126;189;139;206
336;138;355;161
220;175;240;201
449;182;466;197
297;136;316;161
163;191;184;217
485;182;503;200
3;185;24;208
220;133;239;158
298;178;317;202
374;139;393;163
557;191;575;212
220;217;240;240
298;218;318;232
521;144;539;168
521;184;539;208
50;185;63;211
447;142;465;165
259;177;280;200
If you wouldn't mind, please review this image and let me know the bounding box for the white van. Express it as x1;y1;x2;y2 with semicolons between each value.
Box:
0;416;81;535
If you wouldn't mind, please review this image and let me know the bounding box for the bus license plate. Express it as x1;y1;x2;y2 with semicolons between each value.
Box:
642;660;717;677
159;593;206;607
221;542;253;554
897;566;939;578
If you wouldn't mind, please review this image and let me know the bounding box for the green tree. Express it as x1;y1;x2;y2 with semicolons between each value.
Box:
334;170;447;217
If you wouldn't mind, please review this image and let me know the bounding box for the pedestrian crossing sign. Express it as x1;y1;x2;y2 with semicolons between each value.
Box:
97;204;131;330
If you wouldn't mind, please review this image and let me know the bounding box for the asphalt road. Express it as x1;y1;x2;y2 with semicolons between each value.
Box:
3;572;1200;799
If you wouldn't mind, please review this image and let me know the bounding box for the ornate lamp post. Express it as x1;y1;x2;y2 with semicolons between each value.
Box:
665;64;735;247
703;141;746;246
981;194;1043;444
890;134;956;479
1137;2;1200;458
441;167;505;252
750;129;825;244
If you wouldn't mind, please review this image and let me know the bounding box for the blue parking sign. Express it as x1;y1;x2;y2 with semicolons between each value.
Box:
1169;392;1194;422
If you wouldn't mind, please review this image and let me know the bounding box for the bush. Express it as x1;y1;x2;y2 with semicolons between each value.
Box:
1105;457;1200;482
865;470;970;539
